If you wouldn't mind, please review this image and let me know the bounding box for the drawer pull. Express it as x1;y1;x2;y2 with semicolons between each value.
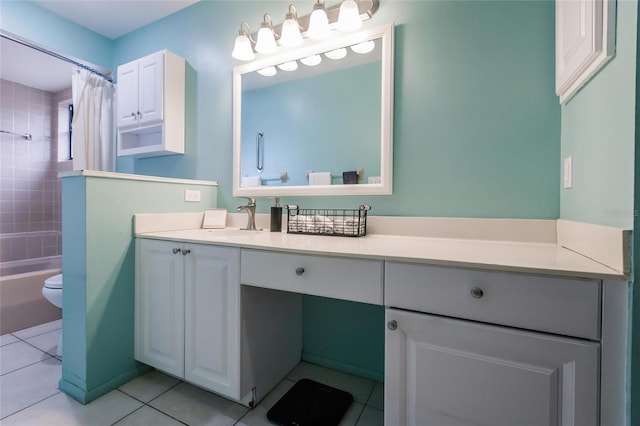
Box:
470;287;484;299
387;320;398;331
172;248;181;254
295;267;305;276
182;249;191;256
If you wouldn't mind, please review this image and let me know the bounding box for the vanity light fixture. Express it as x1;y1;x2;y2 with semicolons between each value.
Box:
231;22;255;61
325;48;347;60
337;0;362;32
257;66;277;77
307;1;331;40
255;14;278;55
277;60;299;72
300;55;322;66
231;0;379;61
350;40;375;54
280;5;304;47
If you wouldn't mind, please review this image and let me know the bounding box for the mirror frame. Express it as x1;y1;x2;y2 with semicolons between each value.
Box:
232;23;394;197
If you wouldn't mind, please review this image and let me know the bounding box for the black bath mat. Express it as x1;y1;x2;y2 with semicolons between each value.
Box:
266;379;353;426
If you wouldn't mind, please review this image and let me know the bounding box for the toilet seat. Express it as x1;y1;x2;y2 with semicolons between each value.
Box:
44;274;62;290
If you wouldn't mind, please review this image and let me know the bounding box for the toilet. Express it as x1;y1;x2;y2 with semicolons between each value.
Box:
42;274;63;357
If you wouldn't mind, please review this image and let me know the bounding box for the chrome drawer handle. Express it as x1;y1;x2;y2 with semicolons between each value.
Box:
470;287;484;298
182;249;191;256
172;248;181;254
295;267;305;276
387;320;398;331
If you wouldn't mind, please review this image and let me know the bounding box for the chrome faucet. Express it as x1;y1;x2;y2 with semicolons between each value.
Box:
236;197;259;230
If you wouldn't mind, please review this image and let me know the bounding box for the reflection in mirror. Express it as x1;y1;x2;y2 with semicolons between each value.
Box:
233;24;394;197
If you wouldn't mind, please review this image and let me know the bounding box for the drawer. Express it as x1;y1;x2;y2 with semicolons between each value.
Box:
241;250;383;305
385;262;601;340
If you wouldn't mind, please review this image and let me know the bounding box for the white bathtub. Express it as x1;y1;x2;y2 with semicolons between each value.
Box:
0;256;62;335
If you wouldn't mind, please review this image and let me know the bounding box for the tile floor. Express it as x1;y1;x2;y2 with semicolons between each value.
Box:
1;320;384;425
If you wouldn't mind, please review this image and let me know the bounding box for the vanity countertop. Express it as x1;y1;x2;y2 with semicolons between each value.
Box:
135;228;626;280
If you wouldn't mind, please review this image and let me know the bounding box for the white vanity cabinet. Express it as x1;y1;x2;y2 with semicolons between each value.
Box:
384;262;601;426
135;238;240;399
117;50;185;157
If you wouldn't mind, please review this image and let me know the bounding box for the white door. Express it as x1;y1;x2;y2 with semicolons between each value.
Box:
135;239;185;378
116;60;139;128
138;51;164;125
184;244;241;399
385;309;599;426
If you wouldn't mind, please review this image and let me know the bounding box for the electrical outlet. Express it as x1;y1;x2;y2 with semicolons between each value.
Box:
563;157;572;189
185;190;201;202
368;176;381;184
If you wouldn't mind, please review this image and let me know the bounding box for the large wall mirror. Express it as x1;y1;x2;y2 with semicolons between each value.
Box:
233;24;394;196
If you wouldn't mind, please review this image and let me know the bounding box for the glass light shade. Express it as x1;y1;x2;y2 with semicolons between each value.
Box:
255;26;278;54
350;40;375;54
231;33;254;61
307;3;330;40
300;55;322;66
277;61;298;72
257;66;277;77
325;48;347;60
281;17;303;47
337;0;362;32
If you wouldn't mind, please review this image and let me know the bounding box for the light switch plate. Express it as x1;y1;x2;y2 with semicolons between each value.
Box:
563;157;572;189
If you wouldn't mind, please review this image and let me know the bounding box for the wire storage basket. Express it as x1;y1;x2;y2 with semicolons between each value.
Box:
286;205;371;237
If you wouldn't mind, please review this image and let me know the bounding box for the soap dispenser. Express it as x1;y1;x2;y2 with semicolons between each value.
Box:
270;197;282;232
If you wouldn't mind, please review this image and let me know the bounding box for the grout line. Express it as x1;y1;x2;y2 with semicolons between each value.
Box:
0;389;62;421
109;404;146;426
144;404;189;425
143;378;183;405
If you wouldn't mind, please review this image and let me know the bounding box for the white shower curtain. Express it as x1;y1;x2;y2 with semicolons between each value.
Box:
71;69;115;171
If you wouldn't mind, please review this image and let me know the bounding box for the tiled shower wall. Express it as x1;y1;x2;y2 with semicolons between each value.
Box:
0;79;67;264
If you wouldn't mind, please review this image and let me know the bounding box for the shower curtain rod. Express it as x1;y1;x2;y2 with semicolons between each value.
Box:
1;32;113;83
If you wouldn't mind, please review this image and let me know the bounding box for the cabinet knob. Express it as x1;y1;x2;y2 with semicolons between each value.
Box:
130;112;136;118
387;320;398;331
470;287;484;298
182;249;191;256
172;248;181;254
137;111;141;118
295;267;305;276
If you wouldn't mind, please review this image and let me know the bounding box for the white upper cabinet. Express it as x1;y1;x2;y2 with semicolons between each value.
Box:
117;50;185;157
556;0;616;103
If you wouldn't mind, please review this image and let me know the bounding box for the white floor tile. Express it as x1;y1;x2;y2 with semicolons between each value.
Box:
355;406;383;426
339;402;365;426
149;382;248;426
367;382;384;410
0;357;61;419
0;334;19;347
12;320;61;340
236;379;295;426
286;362;375;404
0;341;50;375
0;389;143;426
113;405;185;426
24;329;60;357
119;369;180;403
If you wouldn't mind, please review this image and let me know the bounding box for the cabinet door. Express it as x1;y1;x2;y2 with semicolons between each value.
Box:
138;51;164;125
184;244;240;399
116;60;139;128
135;239;185;378
385;309;599;426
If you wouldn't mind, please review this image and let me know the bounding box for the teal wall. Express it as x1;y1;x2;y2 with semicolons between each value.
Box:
560;1;637;229
59;175;217;402
241;62;381;186
0;1;113;77
113;0;560;218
